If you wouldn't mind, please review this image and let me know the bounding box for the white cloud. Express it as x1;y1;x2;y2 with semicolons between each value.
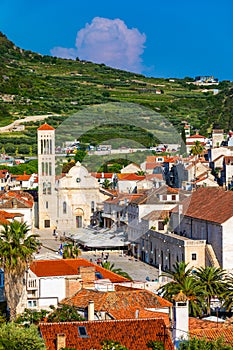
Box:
50;17;146;73
50;47;77;60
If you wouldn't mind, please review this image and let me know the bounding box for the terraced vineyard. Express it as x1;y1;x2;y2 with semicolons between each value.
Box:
0;31;233;156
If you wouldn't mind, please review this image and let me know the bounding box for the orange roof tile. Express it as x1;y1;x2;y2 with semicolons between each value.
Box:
117;173;145;181
145;173;164;180
37;123;55;131
15;174;31;181
30;259;129;283
146;163;163;170
146;156;157;162
0;170;9;179
224;156;233;164
62;287;172;315
39;318;174;350
187;134;205;139
0;190;34;208
91;172;114;179
142;210;170;221
105;193;143;204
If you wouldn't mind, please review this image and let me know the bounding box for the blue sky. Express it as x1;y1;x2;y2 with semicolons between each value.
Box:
1;0;233;80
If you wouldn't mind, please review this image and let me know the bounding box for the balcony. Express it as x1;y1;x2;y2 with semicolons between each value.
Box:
27;278;38;290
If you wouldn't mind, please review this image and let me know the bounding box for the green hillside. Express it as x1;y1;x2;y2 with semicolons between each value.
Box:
0;31;233;155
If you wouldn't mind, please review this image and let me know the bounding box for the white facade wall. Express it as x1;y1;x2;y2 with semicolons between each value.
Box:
57;163;106;231
210;147;233;162
121;163;141;173
118;180;137;193
172;214;224;268
39;277;66;307
222;218;233;270
5;207;33;228
225;163;233;186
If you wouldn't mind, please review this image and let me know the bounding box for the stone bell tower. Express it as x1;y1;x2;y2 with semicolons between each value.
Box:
37;123;57;229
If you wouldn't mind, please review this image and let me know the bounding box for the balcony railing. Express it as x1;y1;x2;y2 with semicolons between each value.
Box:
27;278;38;290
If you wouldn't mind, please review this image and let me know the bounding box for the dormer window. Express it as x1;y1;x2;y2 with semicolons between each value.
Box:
78;326;88;338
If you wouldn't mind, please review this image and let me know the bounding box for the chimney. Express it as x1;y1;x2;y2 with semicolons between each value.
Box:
56;333;66;350
12;198;17;209
135;309;139;319
172;291;189;348
88;300;95;321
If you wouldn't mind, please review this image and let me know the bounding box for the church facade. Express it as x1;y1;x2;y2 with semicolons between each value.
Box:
37;124;106;231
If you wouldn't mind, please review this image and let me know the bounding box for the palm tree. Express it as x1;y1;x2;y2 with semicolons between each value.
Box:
136;170;145;176
0;221;40;321
161;261;193;285
223;273;233;312
102;179;112;189
62;243;81;259
101;261;132;280
194;266;227;315
160;262;205;316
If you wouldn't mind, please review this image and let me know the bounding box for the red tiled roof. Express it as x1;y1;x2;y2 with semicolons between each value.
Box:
187;134;205;139
0;210;23;218
0;170;8;179
186;141;206;145
145;173;164;180
29;259;129;283
146;156;157;162
91;173;114;179
61;287;172;315
15;174;31;181
146;163;162;170
224;156;233;164
0;210;24;225
117;173;145;181
142;210;170;221
173;187;233;224
39;318;174;350
105;193;143;204
212;154;224;162
0;191;34;208
189;317;233;346
37;123;55;131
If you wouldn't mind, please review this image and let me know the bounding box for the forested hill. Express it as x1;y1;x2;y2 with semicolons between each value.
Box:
0;31;233;136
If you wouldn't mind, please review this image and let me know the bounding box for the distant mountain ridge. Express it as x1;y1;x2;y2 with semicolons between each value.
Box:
0;31;233;136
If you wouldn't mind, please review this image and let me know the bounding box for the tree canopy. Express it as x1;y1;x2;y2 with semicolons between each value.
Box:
0;221;40;320
0;322;46;350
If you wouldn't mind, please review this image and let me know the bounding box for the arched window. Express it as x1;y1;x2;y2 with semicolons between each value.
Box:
49;162;52;176
43;182;47;194
50;139;52;154
47;182;51;194
63;201;67;214
41;139;43;154
45;162;48;176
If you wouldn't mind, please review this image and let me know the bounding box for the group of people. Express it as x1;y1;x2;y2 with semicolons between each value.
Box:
95;252;110;265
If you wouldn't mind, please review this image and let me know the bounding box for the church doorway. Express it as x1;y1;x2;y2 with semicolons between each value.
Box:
76;216;82;228
74;208;84;228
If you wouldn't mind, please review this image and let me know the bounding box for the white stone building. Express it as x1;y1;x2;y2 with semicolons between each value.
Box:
171;187;233;270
